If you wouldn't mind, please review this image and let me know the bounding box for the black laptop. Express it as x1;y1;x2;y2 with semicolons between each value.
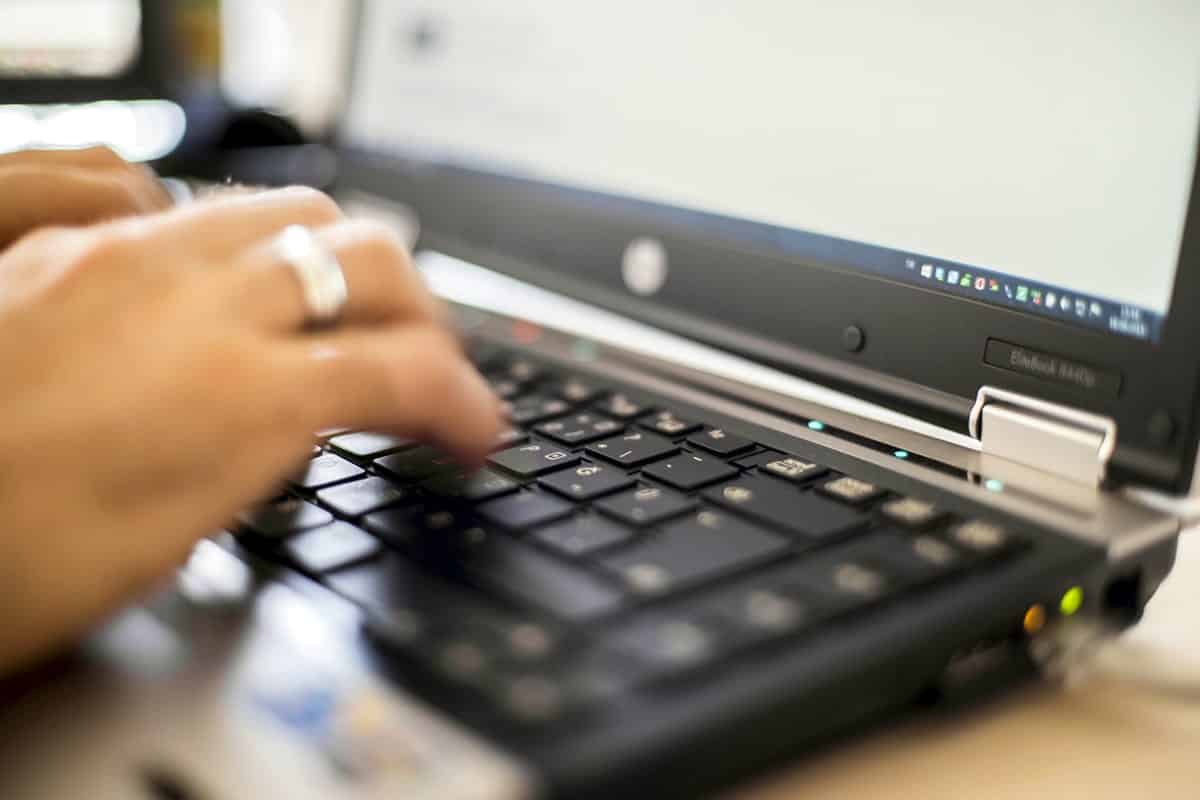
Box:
5;2;1200;799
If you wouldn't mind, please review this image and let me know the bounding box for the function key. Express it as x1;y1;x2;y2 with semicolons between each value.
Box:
292;452;365;490
703;475;868;541
732;449;784;470
422;469;522;503
505;395;572;425
535;515;635;557
285;521;382;574
880;497;946;529
547;376;604;405
593;393;656;420
535;413;624;446
760;456;828;484
328;432;416;460
538;462;636;501
687;428;755;457
639;411;703;437
819;476;887;506
586;431;678;467
594;485;696;527
239;497;333;539
948;520;1020;557
317;476;414;518
642;452;738;491
376;447;460;482
478;491;575;530
489;442;580;479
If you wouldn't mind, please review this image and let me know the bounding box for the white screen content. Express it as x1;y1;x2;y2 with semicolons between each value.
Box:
345;0;1200;317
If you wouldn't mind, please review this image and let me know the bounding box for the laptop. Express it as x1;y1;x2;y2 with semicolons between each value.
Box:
4;2;1200;798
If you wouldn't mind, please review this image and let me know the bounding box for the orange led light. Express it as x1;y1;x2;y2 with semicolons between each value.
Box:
1023;604;1047;635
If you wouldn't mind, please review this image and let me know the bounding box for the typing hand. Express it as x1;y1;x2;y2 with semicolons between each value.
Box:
0;187;504;674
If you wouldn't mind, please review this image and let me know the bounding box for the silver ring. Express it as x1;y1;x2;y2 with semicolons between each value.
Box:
273;225;349;325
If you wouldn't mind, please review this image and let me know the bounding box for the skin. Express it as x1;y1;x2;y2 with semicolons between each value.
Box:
0;149;505;674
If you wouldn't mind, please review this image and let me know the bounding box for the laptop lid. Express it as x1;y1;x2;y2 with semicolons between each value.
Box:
336;1;1200;495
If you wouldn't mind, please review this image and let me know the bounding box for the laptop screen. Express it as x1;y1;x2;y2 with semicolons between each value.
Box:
344;1;1200;344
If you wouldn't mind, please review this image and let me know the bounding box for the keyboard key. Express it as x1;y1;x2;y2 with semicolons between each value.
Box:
478;491;575;530
600;509;788;595
880;497;946;529
760;456;828;484
687;428;756;457
489;442;580;478
642;452;739;491
500;358;545;384
948;519;1019;556
538;462;636;501
639;411;703;437
238;497;333;539
489;378;524;401
455;532;625;621
535;515;635;557
593;393;655;420
285;521;381;573
292;453;365;490
375;447;460;482
704;586;809;640
535;413;624;446
506;395;572;425
732;449;784;470
611;618;719;677
594;485;696;527
328;432;415;459
819;476;887;506
546;376;604;405
860;531;966;585
422;469;522;503
493;428;529;451
317;476;413;518
586;431;679;467
704;475;869;541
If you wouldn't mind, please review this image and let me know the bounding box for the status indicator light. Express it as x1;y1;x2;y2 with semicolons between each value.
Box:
808;421;826;432
893;450;910;460
984;478;1005;493
1059;586;1084;617
1023;604;1047;635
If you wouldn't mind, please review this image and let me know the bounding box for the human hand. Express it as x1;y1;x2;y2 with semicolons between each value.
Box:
0;187;505;673
0;146;173;251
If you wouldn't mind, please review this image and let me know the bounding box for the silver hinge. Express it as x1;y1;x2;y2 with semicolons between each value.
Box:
969;386;1117;488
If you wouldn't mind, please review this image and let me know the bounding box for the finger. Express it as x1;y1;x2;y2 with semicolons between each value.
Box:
132;186;343;259
228;219;443;331
0;165;165;248
0;145;128;170
282;324;505;466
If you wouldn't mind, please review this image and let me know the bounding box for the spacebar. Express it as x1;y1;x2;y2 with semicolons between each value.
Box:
457;534;625;622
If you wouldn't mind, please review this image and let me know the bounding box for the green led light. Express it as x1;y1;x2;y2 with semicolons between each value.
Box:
808;420;826;432
984;478;1005;493
893;450;910;460
1059;586;1084;617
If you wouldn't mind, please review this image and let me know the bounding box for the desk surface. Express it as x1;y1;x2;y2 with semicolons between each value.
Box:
732;531;1200;800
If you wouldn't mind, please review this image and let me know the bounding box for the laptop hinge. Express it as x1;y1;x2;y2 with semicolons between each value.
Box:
969;386;1117;488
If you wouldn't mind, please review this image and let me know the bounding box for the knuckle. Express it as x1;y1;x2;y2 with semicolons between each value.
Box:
282;186;342;225
343;219;410;267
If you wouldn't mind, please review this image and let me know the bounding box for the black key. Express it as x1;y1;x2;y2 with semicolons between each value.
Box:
362;507;423;549
702;585;810;641
611;617;720;678
880;497;947;529
534;515;635;557
535;413;624;446
642;452;739;491
773;552;894;611
732;449;784;470
489;378;524;401
638;411;703;437
317;476;414;518
594;485;696;527
704;475;869;540
493;428;529;451
478;491;575;530
364;506;478;553
292;452;365;490
501;358;545;385
422;469;522;503
586;431;678;467
538;462;636;501
819;476;888;506
600;509;788;595
455;531;625;621
547;376;603;405
687;428;755;457
947;519;1022;558
328;432;415;459
506;395;572;425
593;393;655;420
760;456;828;484
858;530;966;585
488;442;580;478
285;521;381;573
238;497;332;539
466;341;507;371
375;447;460;482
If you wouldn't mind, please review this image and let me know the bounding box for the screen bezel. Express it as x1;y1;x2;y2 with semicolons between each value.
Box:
335;3;1200;494
0;0;172;104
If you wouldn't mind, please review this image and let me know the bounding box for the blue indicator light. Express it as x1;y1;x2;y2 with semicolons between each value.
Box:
808;420;826;432
985;478;1005;493
893;450;910;460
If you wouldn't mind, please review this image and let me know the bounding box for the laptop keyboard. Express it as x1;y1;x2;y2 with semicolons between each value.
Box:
236;344;1028;725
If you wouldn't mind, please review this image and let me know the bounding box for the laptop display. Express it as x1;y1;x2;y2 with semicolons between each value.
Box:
344;0;1200;344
